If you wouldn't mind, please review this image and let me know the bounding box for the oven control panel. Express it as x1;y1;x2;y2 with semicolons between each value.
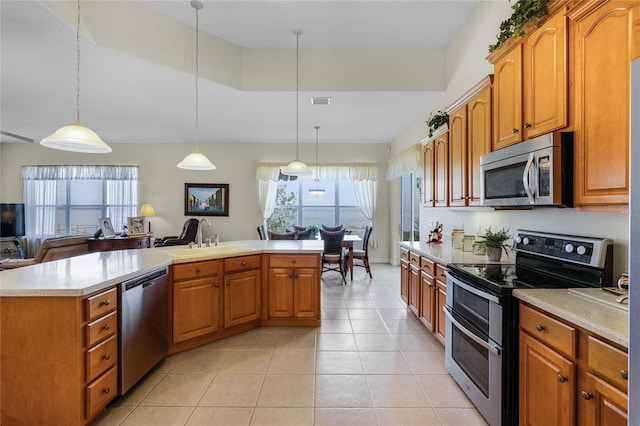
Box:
513;230;612;268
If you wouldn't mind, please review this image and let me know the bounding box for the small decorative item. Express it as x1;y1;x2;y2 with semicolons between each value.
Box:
488;0;549;53
618;273;629;290
308;224;320;239
426;110;449;138
428;222;444;244
185;183;230;216
98;218;115;238
127;216;145;236
476;227;511;261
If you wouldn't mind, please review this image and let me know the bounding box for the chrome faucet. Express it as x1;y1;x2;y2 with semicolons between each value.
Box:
196;218;211;247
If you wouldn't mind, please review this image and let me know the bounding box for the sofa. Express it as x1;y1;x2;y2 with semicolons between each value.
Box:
1;236;89;269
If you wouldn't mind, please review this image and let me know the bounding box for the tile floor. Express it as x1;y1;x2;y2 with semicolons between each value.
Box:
92;264;487;426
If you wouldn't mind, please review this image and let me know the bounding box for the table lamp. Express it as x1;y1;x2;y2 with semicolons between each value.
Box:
139;204;156;233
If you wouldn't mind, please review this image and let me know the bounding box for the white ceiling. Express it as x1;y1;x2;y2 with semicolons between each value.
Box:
0;1;479;146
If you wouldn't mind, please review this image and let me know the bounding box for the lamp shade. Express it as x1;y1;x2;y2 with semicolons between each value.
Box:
177;152;216;170
40;122;111;153
282;160;312;176
309;188;325;197
139;204;156;217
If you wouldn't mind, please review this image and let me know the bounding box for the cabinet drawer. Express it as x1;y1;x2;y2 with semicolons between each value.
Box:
435;263;447;283
86;288;117;321
421;256;435;275
520;303;577;358
85;366;117;419
172;260;219;281
400;248;409;261
587;335;628;391
86;335;118;382
269;255;317;269
86;311;117;347
409;252;420;266
225;255;261;273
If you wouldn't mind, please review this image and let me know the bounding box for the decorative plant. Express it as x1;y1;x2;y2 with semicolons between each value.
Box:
426;110;449;138
307;224;320;239
476;227;512;258
488;0;549;53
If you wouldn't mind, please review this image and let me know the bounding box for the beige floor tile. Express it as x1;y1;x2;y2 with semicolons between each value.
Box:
385;319;430;334
318;319;353;334
193;336;238;351
120;406;194;425
434;408;488;426
403;352;448;374
219;350;273;374
314;408;377;426
232;332;279;351
267;350;316;374
416;375;474;408
321;299;348;309
154;352;186;373
139;373;214;406
316;351;363;374
375;407;442;426
393;333;443;352
316;333;358;351
373;299;407;309
366;375;430;408
171;350;230;374
186;407;254;426
354;334;399;352
274;331;316;351
322;308;350;320
115;367;167;406
360;352;412;374
199;374;265;407
257;374;315;407
347;308;381;320
250;407;313;426
345;299;377;309
350;318;388;334
90;405;135;426
315;375;372;408
377;308;411;320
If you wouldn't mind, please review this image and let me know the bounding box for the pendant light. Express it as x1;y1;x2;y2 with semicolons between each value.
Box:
177;0;216;170
40;0;111;153
308;126;325;197
282;29;312;176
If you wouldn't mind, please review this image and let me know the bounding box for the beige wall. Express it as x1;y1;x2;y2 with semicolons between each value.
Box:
0;142;392;262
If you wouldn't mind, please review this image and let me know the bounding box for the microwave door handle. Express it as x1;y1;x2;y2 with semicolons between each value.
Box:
522;152;535;204
443;306;501;356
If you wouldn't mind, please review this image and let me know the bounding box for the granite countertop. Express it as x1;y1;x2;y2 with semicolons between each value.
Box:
513;288;628;349
0;240;323;297
400;241;514;266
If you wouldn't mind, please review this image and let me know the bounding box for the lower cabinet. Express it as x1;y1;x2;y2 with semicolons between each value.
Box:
267;254;320;321
224;269;261;327
434;269;447;345
408;252;421;316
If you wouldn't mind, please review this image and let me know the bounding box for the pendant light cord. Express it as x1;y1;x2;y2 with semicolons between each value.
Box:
315;126;320;177
76;0;81;123
195;5;200;148
295;31;300;160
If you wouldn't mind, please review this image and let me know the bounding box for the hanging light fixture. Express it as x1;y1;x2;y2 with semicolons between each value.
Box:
40;0;111;153
308;126;325;197
282;29;312;176
177;0;216;170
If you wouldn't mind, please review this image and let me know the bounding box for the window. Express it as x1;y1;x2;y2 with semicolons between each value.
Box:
22;166;138;237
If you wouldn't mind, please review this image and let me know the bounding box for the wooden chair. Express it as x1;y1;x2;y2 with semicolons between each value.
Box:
268;231;298;240
352;226;373;278
292;225;308;231
257;225;267;240
321;224;344;232
320;228;346;284
296;229;313;240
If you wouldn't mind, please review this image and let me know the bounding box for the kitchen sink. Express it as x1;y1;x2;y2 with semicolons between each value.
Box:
164;245;255;258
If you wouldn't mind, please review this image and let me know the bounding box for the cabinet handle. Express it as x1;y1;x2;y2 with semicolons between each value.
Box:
512;128;519;134
581;390;593;400
195;267;201;273
291;259;296;264
103;354;111;360
102;388;111;395
102;299;111;306
215;283;220;288
294;274;299;279
242;261;247;265
621;370;628;380
557;374;568;383
535;324;545;332
226;282;230;286
102;324;111;331
524;123;532;129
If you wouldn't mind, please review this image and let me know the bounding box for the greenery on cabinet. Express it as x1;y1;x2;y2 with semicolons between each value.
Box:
488;0;549;53
267;185;297;232
476;227;512;258
426;110;449;138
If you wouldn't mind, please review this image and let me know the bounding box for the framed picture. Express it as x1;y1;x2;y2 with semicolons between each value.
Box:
185;183;229;216
127;216;145;236
98;218;116;238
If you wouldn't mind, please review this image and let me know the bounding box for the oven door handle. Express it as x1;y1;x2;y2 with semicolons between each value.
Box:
444;306;501;356
522;152;536;204
445;271;500;304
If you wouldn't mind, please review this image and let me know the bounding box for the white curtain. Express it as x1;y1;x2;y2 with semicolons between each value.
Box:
353;180;378;249
256;163;378;181
258;179;278;229
22;180;57;256
386;144;423;181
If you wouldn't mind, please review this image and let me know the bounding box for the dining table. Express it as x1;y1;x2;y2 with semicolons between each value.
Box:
342;234;362;281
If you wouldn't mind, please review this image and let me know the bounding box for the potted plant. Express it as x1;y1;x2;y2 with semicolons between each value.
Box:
476;227;511;261
426;110;449;138
488;0;549;53
308;224;320;239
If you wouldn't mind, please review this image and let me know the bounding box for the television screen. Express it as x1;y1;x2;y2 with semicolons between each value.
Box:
1;203;25;237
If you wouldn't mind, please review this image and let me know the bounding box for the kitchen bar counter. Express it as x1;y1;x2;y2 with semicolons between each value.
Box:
0;240;323;297
400;241;514;265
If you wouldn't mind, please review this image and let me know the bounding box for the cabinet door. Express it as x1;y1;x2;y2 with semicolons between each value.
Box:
293;268;319;319
493;45;523;149
434;132;449;207
408;263;420;316
523;11;568;139
434;279;447;345
519;331;575;426
467;86;492;206
423;141;435;206
419;271;435;332
173;277;220;343
400;259;409;303
269;268;294;318
448;105;468;207
581;372;628;426
572;1;633;205
224;270;261;328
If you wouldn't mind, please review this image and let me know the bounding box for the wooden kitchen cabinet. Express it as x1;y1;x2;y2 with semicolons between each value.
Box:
434;264;447;345
400;248;409;303
408;252;421;316
224;255;262;328
448;104;468;207
418;256;436;332
423;140;435;206
492;44;523;149
434;130;449;207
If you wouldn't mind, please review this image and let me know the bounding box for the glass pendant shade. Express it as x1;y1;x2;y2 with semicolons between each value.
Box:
309;187;325;197
177;151;216;170
283;160;312;176
41;122;111;153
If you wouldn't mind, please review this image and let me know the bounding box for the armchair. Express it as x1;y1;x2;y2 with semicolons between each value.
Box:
1;236;89;269
154;218;199;247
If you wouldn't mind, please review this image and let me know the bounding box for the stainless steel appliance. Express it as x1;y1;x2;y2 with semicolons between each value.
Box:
480;132;573;208
445;230;613;425
119;267;168;394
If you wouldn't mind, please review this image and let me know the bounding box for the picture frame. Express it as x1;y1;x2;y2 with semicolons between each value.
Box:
127;216;145;236
98;218;116;238
185;183;229;216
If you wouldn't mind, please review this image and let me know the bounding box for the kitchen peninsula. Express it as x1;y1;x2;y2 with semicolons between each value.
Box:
0;240;323;426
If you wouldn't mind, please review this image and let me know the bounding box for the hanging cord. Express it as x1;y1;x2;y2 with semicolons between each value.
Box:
295;30;300;160
195;4;200;148
76;0;81;123
315;126;320;177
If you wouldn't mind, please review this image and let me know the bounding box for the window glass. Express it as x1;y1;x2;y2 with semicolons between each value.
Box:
70;180;102;205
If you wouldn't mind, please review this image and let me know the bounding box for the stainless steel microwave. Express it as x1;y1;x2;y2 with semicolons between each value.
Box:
480;132;573;208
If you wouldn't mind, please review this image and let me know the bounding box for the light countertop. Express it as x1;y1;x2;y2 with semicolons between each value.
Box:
0;240;323;297
400;241;514;265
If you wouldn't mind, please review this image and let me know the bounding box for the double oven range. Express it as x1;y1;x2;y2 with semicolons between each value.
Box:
444;230;613;425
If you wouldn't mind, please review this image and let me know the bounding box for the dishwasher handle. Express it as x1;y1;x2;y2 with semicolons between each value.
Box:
123;268;168;292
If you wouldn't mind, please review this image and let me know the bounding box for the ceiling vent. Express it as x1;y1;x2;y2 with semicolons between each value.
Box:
310;97;331;105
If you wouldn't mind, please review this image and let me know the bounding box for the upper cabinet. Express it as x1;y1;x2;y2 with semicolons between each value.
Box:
492;46;523;148
422;125;449;208
423;140;435;207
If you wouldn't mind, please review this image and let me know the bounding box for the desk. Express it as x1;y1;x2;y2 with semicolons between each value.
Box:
343;234;362;281
88;235;150;252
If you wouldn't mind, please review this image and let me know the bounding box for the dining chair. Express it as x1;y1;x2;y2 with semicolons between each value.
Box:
352;226;373;278
320;228;346;284
257;225;267;240
268;231;298;240
321;224;344;232
292;225;308;231
296;229;313;240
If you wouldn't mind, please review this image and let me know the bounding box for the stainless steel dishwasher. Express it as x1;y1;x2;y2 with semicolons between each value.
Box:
118;267;168;394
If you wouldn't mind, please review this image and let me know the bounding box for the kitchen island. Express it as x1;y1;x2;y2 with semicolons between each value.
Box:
0;240;323;426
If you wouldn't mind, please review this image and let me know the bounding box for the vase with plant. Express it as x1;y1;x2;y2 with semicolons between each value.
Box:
426;110;449;138
308;224;320;239
476;227;511;261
